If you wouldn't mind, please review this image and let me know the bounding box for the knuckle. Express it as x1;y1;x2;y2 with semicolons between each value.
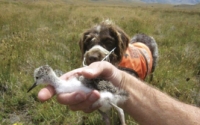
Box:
69;106;79;111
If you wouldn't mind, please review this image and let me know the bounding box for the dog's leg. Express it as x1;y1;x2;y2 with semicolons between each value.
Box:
109;102;126;125
98;109;110;125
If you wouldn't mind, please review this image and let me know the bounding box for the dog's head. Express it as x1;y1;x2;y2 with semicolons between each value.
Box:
79;20;129;66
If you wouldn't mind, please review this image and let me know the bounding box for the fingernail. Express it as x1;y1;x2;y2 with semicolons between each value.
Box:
89;94;97;102
75;94;84;101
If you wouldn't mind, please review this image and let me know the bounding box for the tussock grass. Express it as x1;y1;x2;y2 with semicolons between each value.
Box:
0;0;200;124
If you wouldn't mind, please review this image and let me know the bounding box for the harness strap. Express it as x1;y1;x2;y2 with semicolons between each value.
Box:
118;67;139;78
138;49;149;79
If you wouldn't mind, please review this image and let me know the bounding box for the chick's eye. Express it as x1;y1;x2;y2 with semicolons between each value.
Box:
36;76;39;79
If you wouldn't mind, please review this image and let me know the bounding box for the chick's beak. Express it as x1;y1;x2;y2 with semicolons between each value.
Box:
27;82;37;93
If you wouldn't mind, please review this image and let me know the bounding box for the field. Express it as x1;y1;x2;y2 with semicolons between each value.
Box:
0;0;200;124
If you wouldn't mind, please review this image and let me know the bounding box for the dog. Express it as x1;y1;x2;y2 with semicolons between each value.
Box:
79;19;158;80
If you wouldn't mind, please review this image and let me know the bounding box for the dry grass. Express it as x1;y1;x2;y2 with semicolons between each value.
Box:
0;0;200;124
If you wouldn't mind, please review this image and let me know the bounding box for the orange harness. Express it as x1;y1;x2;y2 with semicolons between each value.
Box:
118;43;153;80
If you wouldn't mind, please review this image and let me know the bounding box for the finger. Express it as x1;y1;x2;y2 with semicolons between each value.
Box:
60;68;83;80
82;90;101;113
82;104;101;113
89;61;117;78
81;62;122;86
57;91;87;105
69;90;100;111
38;85;56;102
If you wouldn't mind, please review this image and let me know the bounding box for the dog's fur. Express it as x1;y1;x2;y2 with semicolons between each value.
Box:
79;20;158;80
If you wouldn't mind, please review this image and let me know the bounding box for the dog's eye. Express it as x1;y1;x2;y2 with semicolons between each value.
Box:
105;40;113;45
85;39;91;44
102;37;114;44
84;42;95;50
84;35;92;42
101;39;115;50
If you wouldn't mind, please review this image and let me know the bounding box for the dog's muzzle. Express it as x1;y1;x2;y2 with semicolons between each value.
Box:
82;46;116;67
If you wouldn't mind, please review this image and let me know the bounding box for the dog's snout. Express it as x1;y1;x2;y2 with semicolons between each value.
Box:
89;55;99;62
84;45;110;65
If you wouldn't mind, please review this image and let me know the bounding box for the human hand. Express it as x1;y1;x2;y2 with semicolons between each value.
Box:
38;61;124;113
37;85;100;113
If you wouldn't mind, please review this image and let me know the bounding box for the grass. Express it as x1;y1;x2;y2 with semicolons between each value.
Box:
0;0;200;124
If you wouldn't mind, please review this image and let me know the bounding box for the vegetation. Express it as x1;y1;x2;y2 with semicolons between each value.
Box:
0;0;200;124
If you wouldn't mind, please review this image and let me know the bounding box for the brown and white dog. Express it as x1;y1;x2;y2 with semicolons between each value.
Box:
79;20;158;80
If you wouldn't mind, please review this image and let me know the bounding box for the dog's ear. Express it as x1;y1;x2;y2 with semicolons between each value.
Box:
79;34;84;60
79;31;90;60
110;26;129;64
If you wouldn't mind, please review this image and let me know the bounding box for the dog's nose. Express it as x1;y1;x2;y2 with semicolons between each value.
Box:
89;55;99;62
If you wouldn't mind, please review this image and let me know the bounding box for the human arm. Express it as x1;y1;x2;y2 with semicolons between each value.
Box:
119;71;200;125
38;61;200;125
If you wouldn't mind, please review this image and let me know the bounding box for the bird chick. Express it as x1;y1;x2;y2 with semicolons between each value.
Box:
27;65;128;125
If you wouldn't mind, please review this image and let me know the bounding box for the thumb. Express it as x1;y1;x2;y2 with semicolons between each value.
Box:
81;62;123;87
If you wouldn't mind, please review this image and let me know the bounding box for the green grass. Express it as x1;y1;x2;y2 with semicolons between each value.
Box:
0;0;200;124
